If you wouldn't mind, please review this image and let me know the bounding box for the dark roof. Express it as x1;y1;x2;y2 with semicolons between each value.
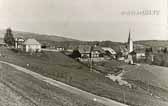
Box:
78;45;91;54
129;51;136;55
134;49;146;53
92;46;105;54
129;49;145;55
119;46;128;53
78;45;106;54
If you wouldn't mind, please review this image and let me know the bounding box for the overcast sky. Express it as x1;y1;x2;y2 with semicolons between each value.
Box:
0;0;167;42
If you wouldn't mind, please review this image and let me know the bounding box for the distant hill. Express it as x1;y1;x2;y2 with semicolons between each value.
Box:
135;40;168;48
1;30;168;49
0;30;78;42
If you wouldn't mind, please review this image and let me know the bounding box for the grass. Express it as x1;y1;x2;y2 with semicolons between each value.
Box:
0;47;168;106
122;64;168;101
93;60;126;75
122;64;168;90
0;63;104;106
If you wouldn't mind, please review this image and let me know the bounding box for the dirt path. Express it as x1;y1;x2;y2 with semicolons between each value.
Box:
0;61;128;106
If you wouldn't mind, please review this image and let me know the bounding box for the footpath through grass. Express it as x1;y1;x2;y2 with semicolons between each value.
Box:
0;47;168;106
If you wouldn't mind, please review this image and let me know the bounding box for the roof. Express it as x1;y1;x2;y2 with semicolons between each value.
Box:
102;47;116;55
78;45;91;54
119;46;128;53
134;49;146;54
129;49;146;55
78;45;107;54
92;46;105;54
129;51;136;55
15;37;25;42
24;38;41;45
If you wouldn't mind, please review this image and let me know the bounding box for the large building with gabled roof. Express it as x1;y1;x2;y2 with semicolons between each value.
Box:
23;38;41;52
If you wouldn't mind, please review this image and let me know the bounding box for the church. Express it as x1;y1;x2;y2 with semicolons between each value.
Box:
125;30;146;64
125;30;134;64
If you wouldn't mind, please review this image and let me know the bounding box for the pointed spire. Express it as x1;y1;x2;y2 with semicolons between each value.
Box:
127;29;133;53
128;29;131;43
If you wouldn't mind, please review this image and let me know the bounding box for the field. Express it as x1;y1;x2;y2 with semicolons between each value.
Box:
122;64;168;101
122;64;168;90
0;47;168;106
0;82;35;106
0;63;104;106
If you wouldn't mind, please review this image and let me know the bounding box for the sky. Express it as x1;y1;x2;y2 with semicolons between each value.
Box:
0;0;167;42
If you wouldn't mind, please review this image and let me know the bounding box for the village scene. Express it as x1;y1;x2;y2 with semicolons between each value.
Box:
4;28;156;65
0;0;168;106
0;27;167;106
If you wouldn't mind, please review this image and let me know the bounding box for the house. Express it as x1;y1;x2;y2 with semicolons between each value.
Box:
76;45;105;62
102;47;116;59
78;45;91;58
117;47;128;61
102;47;116;55
135;49;146;59
15;37;25;49
91;45;105;58
55;47;65;52
78;45;105;59
23;38;41;52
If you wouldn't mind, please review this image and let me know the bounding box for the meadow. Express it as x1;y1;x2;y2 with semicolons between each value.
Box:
0;47;168;106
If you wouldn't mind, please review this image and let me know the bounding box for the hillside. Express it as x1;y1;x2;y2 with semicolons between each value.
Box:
0;47;168;106
135;40;168;48
1;30;168;49
0;30;77;42
123;64;168;90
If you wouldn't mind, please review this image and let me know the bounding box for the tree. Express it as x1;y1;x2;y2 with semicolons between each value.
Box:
71;49;81;58
4;28;15;46
163;48;167;53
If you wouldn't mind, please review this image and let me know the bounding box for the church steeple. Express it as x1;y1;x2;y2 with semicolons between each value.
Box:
128;29;131;43
128;29;133;53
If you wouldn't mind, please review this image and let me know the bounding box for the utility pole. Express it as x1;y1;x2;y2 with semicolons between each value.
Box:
90;53;93;72
90;46;93;72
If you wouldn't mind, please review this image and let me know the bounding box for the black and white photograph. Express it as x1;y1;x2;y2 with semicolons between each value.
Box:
0;0;167;106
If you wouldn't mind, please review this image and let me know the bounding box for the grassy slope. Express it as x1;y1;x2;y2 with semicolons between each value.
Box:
122;64;168;101
0;47;168;106
0;63;104;106
93;60;168;100
123;64;168;90
0;82;35;106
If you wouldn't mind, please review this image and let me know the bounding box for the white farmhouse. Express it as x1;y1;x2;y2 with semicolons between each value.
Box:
23;38;41;52
102;47;116;55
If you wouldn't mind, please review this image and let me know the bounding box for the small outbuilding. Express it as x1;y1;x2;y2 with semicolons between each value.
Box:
23;38;41;52
15;37;25;49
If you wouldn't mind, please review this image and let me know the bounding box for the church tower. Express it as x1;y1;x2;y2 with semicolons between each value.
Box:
128;30;133;53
